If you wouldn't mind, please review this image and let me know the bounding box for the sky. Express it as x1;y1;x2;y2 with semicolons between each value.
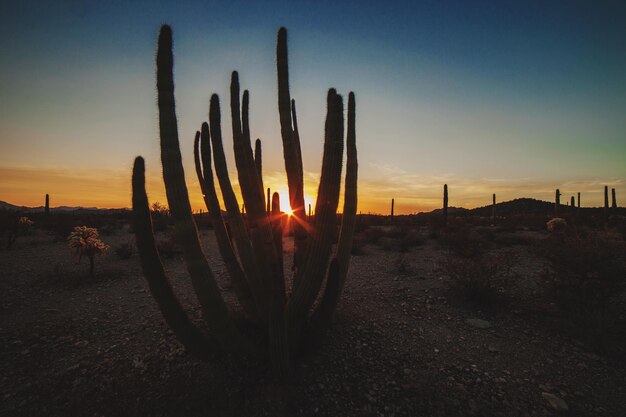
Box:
1;0;625;214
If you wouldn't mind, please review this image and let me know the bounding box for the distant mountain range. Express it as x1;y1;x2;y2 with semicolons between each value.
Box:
0;201;110;213
417;197;620;217
0;197;620;216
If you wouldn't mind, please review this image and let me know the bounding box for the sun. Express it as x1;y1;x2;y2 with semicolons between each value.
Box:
284;207;293;216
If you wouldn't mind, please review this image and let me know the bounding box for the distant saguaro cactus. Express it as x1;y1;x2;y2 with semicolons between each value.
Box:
577;192;581;209
443;184;449;226
612;188;617;209
45;194;50;217
132;26;357;379
492;193;496;223
570;196;575;208
390;198;395;218
604;186;609;220
555;189;561;215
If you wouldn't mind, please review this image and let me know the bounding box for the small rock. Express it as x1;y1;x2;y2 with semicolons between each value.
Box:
542;392;568;412
465;318;492;329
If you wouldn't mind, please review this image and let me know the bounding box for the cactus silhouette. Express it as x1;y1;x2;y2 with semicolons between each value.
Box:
577;192;581;209
390;198;395;218
612;188;617;209
492;193;496;222
604;186;609;220
45;194;50;216
555;189;561;217
132;25;357;378
443;184;448;226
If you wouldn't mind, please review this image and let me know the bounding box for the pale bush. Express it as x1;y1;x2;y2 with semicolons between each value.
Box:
546;217;567;233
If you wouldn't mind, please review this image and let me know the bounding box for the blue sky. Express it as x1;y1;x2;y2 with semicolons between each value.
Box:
1;0;625;212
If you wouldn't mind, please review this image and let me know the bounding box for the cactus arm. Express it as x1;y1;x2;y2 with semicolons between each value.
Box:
311;92;357;331
255;138;264;194
230;75;265;221
132;156;217;359
289;98;309;289
208;94;269;320
291;99;304;191
236;79;285;315
271;192;285;296
286;89;344;345
242;90;267;210
156;25;243;352
194;126;257;319
277;28;308;283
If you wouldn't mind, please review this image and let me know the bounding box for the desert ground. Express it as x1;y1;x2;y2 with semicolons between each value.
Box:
1;213;625;417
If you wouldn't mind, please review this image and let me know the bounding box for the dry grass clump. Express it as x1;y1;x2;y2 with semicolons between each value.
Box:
114;240;135;259
445;252;512;309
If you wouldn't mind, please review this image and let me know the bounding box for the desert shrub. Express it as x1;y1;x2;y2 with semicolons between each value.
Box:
546;217;567;233
441;224;487;258
156;237;179;259
351;234;367;255
398;228;423;252
98;223;118;236
543;231;625;348
114;240;134;259
151;201;171;232
445;252;511;308
67;226;109;277
5;216;34;249
395;254;410;274
378;237;397;251
364;226;384;245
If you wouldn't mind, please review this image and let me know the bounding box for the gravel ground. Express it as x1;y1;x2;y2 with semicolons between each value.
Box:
1;225;625;416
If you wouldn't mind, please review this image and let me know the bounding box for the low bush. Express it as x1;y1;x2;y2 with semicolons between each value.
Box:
156;237;180;259
114;241;134;259
445;252;512;309
543;230;626;349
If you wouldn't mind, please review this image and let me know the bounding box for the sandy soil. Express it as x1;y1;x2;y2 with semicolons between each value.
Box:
1;225;625;416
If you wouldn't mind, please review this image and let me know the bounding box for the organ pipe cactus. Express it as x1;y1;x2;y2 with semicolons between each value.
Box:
45;194;50;217
132;25;357;378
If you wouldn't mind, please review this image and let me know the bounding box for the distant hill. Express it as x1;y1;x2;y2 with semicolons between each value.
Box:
412;197;623;218
469;198;555;216
0;201;116;214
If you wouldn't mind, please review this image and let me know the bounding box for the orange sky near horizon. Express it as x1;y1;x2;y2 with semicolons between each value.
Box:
1;164;623;215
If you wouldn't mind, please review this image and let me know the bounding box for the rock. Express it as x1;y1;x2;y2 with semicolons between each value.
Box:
542;392;568;412
465;318;492;329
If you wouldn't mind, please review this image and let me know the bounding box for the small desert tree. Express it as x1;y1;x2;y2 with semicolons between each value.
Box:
6;216;34;249
67;226;109;277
